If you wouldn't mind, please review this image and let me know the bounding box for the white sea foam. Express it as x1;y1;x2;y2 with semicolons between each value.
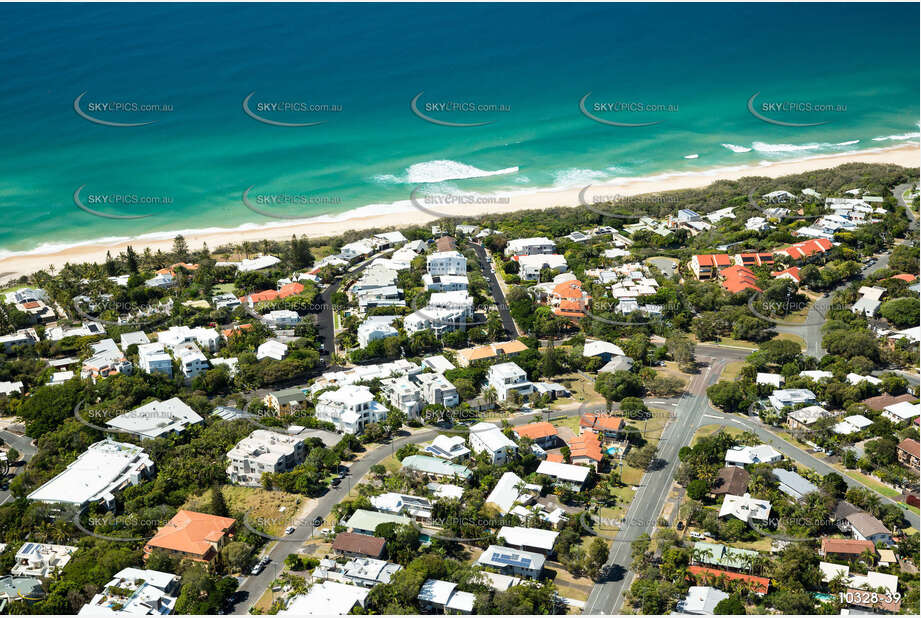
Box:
552;168;608;187
872;132;920;142
684;154;699;159
721;143;752;153
373;159;519;184
836;140;860;146
751;141;823;153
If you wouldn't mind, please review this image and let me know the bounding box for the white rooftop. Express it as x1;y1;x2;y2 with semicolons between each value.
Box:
107;397;203;439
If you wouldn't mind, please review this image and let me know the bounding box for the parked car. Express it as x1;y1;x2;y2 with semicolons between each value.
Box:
250;563;264;576
284;526;296;535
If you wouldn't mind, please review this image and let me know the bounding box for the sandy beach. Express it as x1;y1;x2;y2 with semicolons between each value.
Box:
1;144;917;283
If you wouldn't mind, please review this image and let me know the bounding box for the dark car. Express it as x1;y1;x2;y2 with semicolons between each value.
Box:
330;477;341;487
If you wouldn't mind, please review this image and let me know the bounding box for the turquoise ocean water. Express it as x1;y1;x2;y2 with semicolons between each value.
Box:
0;2;917;255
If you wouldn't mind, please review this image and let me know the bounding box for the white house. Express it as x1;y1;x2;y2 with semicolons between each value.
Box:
756;373;784;388
535;460;590;490
485;471;527;514
417;579;475;615
883;401;921;424
423;273;469;292
265;309;301;328
424;435;471;462
78;567;179;615
426;251;467;276
476;545;545;579
768;388;817;411
370;492;433;521
724;444;782;467
413;372;460;407
677;586;730;615
226;430;306;487
718;493;772;525
138;343;173;377
504;237;556;257
382;376;425;418
516;254;568;281
279;580;369;616
486;362;533;402
315;384;389;434
357;316;399;348
340;240;375;260
11;543;77;578
468;422;518;464
175;343;210;381
497;526;559;555
833;414;874;435
256;339;289;361
157;325;221;353
107;397;203;439
851;286;885;318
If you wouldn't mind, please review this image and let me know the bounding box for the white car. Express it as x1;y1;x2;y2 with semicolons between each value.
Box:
284;526;296;535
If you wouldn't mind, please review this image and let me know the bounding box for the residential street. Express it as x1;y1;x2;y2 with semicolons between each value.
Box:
470;242;518;338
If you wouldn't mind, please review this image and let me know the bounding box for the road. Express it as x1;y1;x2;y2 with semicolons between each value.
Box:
893;182;917;229
774;249;892;359
0;428;37;506
584;345;750;614
470;242;518;338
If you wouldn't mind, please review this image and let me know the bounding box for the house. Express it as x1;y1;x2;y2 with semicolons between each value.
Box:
48;370;75;386
413;372;460;408
107;397;203;439
27;439;154;509
456;340;528;366
799;369;833;381
718;493;771;525
705;207;736;223
724;444;782;467
144;510;236;563
370;493;433;521
549;279;590;318
710;467;749;497
78;567;179;615
771;266;801;283
225;430;306;487
485;471;527;514
400;455;472;481
11;543;77;578
381;376;424;418
497;526;559;555
536;460;590;490
435;236;457;252
516;254;568;281
768;388;816;410
427;482;465;501
675;586;729;615
691;541;759;572
423;273;469;292
265;309;300;328
733;252;774;268
213;292;241;310
236;255;281;271
861;393;916;411
263;387;307;413
315;385;388;434
256;339;288;361
851;286;885;317
756;373;784;388
331;532;386;559
512;422;559;449
719;265;761;294
897;438;920;468
504;237;556;257
468;422;518;464
579;413;625;439
340;240;375;260
582;340;626;363
773;238;833;261
846;373;882;387
763;190;795;203
417;579;475;615
772;468;818;500
599;356;634;373
0;380;23;396
343;510;412;536
819;537;876;559
834;502;892;545
475;545;545;579
882;400;921;424
174;343;209;381
421;355;455;373
0;328;38;350
833;414;874;435
786;405;833;431
568;430;603;467
690;254;731;280
156;325;221;353
427;251;467;276
340;557;402;587
373;231;408;249
686;568;770;596
279;580;369;616
745;216;773;232
486;362;533;402
424;435;471;461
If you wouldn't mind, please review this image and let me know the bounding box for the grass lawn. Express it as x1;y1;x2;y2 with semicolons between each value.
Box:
551;415;582;434
544;561;595;603
379;453;402;474
690;423;745;446
720;361;746;382
182;486;305;537
655;361;691;387
619;409;672;485
712;337;759;349
772;333;806;349
212;282;235;294
733;536;774;552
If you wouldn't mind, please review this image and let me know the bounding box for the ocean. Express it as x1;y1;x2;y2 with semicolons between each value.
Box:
0;2;917;256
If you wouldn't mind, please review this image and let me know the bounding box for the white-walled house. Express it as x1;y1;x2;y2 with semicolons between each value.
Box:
257;339;289;361
382;376;425;419
358;316;399;348
486;362;534;401
413;372;460;407
504;237;556;257
468;422;518;464
427;251;467;276
226;430;307;486
517;254;568;281
175;343;210;381
315;385;389;434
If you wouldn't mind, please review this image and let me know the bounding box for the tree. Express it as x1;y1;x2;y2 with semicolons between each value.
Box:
625;443;657;470
587;537;608;578
879;297;920;328
620;397;648;419
172;234;190;260
208;485;229;517
707;381;746;413
714;595;746;615
594;370;644;404
687;478;709;501
220;541;252;574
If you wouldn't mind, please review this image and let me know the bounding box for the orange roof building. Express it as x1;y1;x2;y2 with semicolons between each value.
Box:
549;280;591;318
819;537;876;557
157;262;199;277
513;422;559;444
457;340;528;366
568;430;603;466
239;289;280;304
890;273;918;283
734;252;774;267
278;282;305;298
544;453;565;463
690;254;732;280
580;413;625;438
719;265;761;294
771;266;801;283
221;324;253;339
687;565;770;595
774;238;833;261
144;510;236;563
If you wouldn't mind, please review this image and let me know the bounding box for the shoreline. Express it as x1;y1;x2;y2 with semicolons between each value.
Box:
1;143;918;283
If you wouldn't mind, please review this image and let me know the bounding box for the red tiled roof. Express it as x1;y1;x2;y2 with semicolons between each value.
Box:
687;566;770;594
569;430;602;462
580;413;625;433
735;252;775;266
771;266;801;282
145;510;235;560
332;532;386;557
240;289;280;304
545;453;565;463
898;438;920;459
694;254;732;268
436;236;457;252
861;393;916;411
514;422;558;441
21;301;40;309
845;587;901;613
890;273;918;282
278;282;305;298
820;537;876;556
720;265;761;294
775;238;833;260
221;324;253;338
